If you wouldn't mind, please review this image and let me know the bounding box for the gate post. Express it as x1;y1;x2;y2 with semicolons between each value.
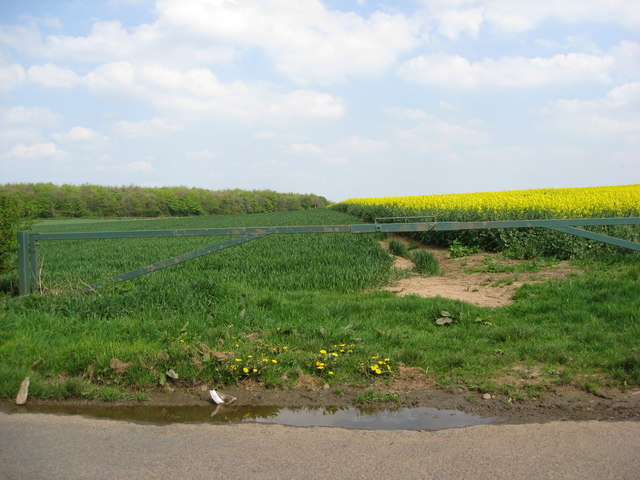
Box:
17;232;30;295
29;234;39;291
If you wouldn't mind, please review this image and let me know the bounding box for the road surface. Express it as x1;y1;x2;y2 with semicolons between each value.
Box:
1;412;639;479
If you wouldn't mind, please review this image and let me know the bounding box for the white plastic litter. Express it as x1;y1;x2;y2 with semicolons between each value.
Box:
209;389;236;405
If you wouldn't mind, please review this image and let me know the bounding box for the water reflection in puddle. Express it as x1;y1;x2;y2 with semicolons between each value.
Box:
4;403;491;431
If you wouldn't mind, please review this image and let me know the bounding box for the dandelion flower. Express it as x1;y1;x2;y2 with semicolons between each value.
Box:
320;350;327;354
328;371;334;375
332;353;339;357
235;358;242;362
243;367;249;373
272;359;278;363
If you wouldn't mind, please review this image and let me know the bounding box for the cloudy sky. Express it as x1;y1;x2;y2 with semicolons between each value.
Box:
1;0;638;201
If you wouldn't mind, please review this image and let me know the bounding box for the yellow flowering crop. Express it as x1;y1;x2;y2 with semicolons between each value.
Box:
334;184;640;219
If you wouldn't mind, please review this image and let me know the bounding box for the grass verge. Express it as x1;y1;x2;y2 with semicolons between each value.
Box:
1;210;638;401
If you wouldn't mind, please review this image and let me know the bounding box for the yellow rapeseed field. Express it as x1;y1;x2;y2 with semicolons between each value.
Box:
335;185;640;219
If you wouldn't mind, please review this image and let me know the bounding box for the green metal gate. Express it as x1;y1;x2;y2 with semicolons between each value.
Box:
17;216;640;296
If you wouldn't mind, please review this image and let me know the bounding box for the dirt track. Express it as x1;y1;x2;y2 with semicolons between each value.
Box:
1;412;639;479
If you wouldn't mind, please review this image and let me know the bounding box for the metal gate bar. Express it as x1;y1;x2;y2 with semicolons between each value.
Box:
17;216;640;295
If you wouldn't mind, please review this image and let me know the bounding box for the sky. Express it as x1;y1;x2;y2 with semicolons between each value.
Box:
0;0;638;202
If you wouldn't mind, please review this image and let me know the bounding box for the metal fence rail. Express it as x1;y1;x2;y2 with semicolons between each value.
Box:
17;216;640;295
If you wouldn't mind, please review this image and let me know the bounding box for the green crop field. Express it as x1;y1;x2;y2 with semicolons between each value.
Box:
1;208;639;402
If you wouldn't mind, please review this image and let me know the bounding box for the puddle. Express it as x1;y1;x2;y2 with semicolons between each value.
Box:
2;403;491;431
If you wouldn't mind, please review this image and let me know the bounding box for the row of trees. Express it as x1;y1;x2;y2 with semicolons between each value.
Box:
0;184;329;219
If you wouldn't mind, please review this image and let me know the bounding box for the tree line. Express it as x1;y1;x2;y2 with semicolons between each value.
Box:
0;183;329;219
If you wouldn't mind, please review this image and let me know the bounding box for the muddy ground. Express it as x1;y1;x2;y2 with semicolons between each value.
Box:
5;381;640;425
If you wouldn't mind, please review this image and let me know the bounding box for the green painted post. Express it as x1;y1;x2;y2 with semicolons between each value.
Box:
29;234;40;291
17;232;30;296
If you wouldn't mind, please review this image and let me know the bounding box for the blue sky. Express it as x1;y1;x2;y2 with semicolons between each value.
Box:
1;0;638;202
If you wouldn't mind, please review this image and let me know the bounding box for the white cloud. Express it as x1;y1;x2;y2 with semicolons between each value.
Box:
0;62;26;92
326;156;349;166
21;59;345;124
158;0;421;84
6;142;68;159
539;82;640;140
1;19;233;67
0;106;61;146
185;149;217;161
385;107;430;121
343;136;389;154
85;61;136;92
390;110;487;154
254;131;277;139
126;160;153;171
28;63;82;88
289;143;323;155
84;62;345;122
419;0;640;36
434;7;484;39
0;106;61;127
398;51;614;88
112;117;184;138
52;126;111;146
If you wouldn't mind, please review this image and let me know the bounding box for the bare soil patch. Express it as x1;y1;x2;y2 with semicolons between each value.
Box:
381;235;581;308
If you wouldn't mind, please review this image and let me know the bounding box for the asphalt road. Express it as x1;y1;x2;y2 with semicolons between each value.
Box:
1;412;639;479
